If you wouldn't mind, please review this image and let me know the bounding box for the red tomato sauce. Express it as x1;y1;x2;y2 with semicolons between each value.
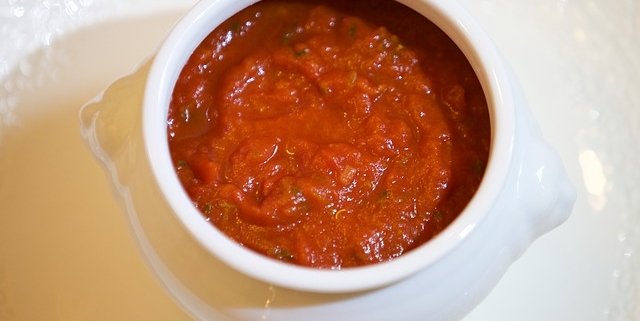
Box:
167;0;490;268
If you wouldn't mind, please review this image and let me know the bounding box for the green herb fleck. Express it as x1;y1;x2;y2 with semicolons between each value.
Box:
433;210;444;222
274;247;294;261
471;159;485;175
348;23;357;39
230;21;241;33
281;23;300;45
282;32;292;44
176;159;189;170
393;44;404;59
217;200;237;214
290;185;302;196
294;48;308;57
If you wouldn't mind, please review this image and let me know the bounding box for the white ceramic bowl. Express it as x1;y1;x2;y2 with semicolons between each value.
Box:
143;0;576;294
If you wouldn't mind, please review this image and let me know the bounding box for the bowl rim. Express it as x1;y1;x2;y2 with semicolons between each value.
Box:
142;0;515;293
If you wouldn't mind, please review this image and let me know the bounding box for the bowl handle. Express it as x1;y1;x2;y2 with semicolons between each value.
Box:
514;134;576;242
508;71;577;251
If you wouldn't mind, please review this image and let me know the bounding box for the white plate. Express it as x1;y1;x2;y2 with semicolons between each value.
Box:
1;1;638;320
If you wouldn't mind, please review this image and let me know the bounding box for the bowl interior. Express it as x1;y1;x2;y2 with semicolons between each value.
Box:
143;0;514;293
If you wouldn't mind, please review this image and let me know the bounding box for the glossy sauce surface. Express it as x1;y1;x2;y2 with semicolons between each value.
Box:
168;0;490;268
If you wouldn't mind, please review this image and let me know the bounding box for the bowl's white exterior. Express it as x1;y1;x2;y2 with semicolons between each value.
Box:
142;0;575;294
